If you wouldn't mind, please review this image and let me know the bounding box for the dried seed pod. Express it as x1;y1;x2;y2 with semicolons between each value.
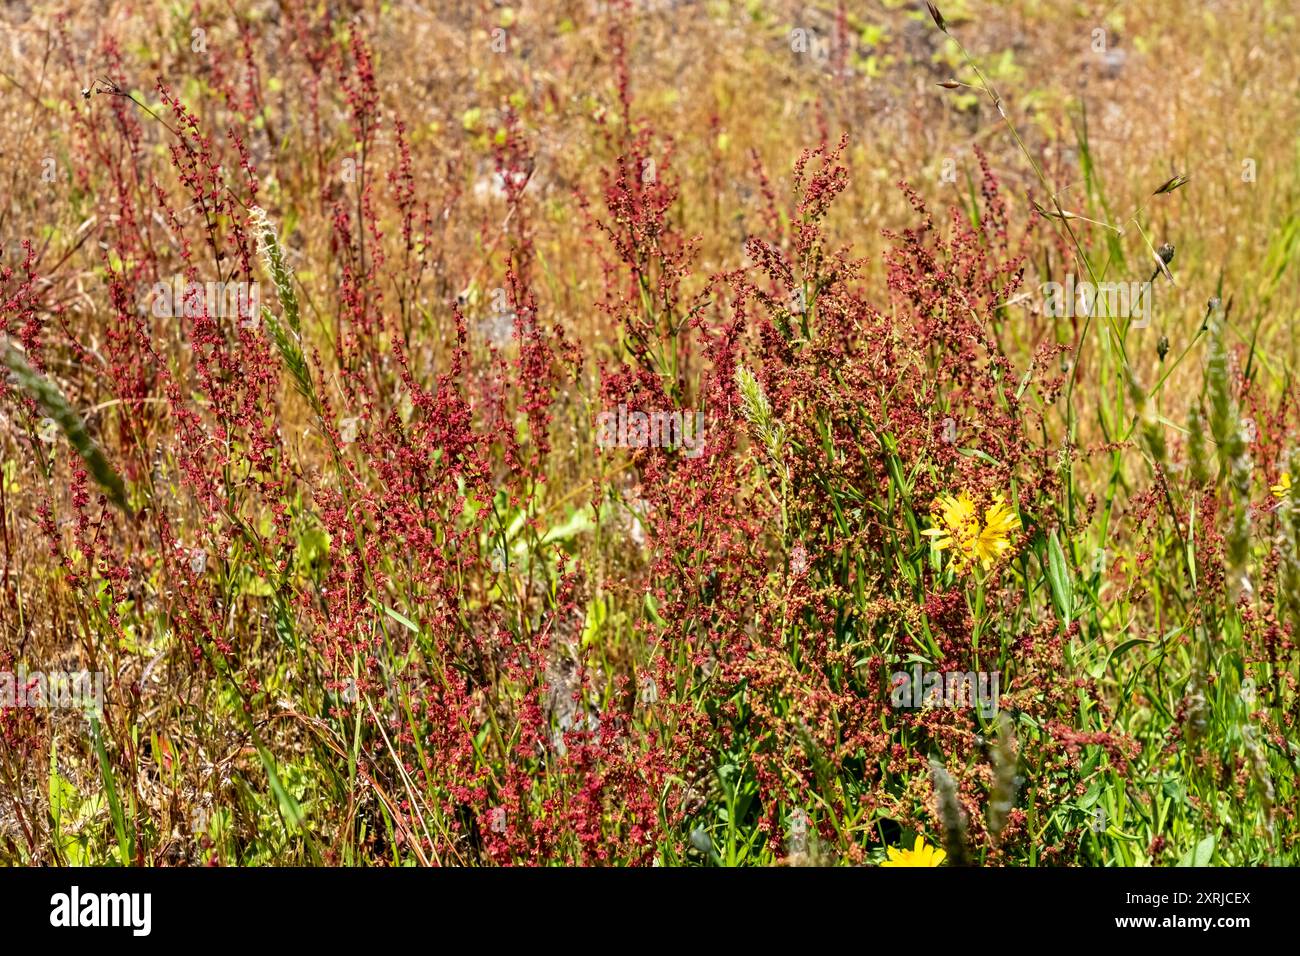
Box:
926;2;948;33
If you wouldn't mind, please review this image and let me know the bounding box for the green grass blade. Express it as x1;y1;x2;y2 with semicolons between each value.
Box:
2;343;130;514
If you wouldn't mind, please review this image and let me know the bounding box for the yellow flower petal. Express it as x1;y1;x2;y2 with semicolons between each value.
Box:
1272;471;1292;500
880;835;947;867
924;490;1021;572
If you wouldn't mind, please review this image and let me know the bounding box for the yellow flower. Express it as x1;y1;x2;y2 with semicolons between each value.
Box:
880;835;947;867
976;496;1021;567
923;490;1021;571
1271;471;1292;500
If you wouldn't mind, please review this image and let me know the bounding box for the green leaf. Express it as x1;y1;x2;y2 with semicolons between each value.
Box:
581;595;608;646
1045;531;1073;627
1177;833;1216;867
371;599;420;634
239;570;277;597
1105;638;1153;672
89;716;132;864
538;506;595;546
255;743;305;829
48;735;78;860
295;522;331;569
644;593;668;628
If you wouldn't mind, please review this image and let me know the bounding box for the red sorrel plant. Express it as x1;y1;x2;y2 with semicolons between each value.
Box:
2;2;1295;869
